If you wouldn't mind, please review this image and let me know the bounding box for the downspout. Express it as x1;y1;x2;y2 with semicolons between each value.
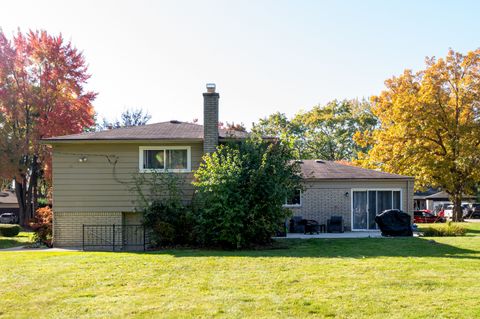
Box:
406;179;410;214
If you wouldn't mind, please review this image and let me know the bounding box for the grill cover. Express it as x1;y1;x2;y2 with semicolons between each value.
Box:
375;209;413;237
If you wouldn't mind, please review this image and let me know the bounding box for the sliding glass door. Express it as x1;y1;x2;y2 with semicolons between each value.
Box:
353;191;367;230
352;189;402;230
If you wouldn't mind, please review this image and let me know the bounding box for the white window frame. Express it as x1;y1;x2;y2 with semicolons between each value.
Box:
139;146;191;173
350;188;403;231
284;189;302;208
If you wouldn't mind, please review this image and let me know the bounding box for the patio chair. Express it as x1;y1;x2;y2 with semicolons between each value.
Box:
327;216;344;233
289;216;305;233
299;219;320;234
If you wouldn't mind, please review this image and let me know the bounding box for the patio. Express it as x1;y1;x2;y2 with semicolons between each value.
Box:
276;231;383;239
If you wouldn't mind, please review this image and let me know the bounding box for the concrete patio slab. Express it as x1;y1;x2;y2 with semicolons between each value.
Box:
275;231;383;239
0;246;82;252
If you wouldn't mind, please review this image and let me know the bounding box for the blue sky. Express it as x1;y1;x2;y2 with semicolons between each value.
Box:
1;0;479;127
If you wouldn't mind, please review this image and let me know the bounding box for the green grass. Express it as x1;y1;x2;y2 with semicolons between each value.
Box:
418;221;480;236
0;232;34;249
1;235;480;318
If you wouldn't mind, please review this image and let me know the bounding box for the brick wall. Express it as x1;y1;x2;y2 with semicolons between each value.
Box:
53;211;123;247
288;179;414;230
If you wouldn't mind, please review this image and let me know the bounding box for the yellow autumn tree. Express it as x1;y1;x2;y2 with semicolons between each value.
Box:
357;49;480;221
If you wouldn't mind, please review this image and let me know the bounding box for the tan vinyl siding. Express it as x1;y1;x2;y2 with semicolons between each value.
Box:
52;142;203;213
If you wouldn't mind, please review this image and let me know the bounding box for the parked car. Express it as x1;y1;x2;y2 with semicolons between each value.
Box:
444;204;472;219
413;210;446;223
443;205;454;218
462;204;471;217
0;213;17;224
434;203;451;217
466;203;480;219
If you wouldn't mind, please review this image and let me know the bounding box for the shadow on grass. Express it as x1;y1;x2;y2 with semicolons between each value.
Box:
0;233;32;249
126;237;480;260
0;238;22;249
465;229;480;235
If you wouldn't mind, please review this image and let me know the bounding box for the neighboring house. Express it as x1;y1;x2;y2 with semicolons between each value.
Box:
44;84;414;247
0;190;19;218
414;190;476;212
0;190;19;222
413;188;440;210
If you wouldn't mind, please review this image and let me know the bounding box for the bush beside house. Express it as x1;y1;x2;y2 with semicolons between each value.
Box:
134;139;301;249
193;139;301;249
29;207;53;247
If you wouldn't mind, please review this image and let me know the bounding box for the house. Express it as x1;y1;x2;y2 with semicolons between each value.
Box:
413;188;441;210
44;84;414;247
414;189;476;212
0;190;19;218
288;160;414;231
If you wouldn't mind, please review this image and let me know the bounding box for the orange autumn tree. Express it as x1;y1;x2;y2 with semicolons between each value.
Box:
0;30;96;225
356;49;480;221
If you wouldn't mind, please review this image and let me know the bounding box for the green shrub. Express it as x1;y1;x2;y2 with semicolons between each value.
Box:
132;172;196;247
0;224;21;237
421;222;466;237
144;201;195;247
37;198;50;208
193;139;301;249
152;221;176;245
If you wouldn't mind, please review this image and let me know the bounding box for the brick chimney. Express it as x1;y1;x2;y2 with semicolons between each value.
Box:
203;83;219;154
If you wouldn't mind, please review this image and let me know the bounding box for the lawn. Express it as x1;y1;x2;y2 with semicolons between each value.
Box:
417;221;480;236
0;232;34;249
1;228;480;318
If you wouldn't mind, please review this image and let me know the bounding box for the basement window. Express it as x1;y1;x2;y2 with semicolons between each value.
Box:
139;146;191;173
284;189;302;207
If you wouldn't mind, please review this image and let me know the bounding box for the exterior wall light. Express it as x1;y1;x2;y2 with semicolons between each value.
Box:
344;192;349;197
78;156;88;163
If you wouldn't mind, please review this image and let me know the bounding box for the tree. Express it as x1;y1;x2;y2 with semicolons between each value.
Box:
193;138;301;249
100;108;151;130
219;121;247;132
294;99;378;160
357;49;480;221
0;30;96;225
252;112;307;159
252;100;378;161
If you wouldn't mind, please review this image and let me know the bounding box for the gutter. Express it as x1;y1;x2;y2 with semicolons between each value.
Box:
40;138;205;145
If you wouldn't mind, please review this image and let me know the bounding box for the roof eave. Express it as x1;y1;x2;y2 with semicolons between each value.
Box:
41;138;204;144
301;176;415;181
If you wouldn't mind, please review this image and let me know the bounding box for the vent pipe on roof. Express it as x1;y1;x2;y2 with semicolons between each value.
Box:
203;83;219;154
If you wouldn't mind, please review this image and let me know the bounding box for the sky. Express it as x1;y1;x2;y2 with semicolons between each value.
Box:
1;0;479;127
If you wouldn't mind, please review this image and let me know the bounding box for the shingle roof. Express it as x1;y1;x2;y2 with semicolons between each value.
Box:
0;191;18;205
413;187;440;199
43;121;249;142
424;191;476;200
298;160;413;180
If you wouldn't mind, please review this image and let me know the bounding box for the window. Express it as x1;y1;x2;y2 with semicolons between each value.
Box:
285;189;302;207
139;146;191;172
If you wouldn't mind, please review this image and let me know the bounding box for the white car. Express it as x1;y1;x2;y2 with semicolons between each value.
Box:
0;213;17;224
443;205;454;218
443;204;470;218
